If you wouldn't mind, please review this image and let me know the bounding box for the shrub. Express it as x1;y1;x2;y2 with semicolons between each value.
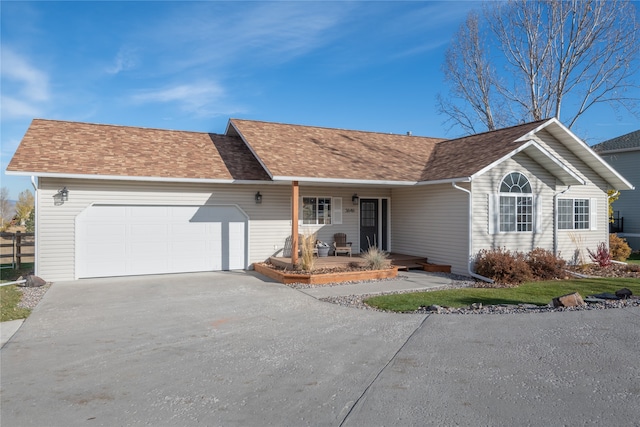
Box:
526;248;566;280
297;232;317;271
609;233;631;261
587;242;612;268
362;245;390;270
474;248;533;285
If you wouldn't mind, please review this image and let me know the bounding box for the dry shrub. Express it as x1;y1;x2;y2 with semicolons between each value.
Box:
609;233;631;261
474;248;533;285
526;248;566;280
298;232;317;271
362;245;390;270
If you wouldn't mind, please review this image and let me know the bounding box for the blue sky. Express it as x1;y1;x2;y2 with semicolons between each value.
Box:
2;1;639;200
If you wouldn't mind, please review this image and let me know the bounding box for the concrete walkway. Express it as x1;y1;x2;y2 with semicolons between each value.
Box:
300;269;460;298
0;319;24;348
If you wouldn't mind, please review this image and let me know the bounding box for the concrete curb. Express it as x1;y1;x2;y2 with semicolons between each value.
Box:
1;319;24;348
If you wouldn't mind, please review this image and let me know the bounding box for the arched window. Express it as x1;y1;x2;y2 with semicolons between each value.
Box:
499;172;533;232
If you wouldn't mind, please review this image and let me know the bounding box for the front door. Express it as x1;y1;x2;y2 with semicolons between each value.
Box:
360;199;388;252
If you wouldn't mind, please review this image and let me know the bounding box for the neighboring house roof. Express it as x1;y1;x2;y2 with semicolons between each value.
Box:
6;119;270;182
227;119;445;183
591;130;640;154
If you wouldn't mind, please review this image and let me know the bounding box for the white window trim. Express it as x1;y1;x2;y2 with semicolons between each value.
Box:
557;197;596;231
299;196;343;226
491;172;536;234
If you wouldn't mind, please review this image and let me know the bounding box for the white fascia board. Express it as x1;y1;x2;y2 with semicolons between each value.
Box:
225;120;274;180
271;175;417;186
5;170;247;184
415;177;472;186
470;140;586;185
519;118;634;190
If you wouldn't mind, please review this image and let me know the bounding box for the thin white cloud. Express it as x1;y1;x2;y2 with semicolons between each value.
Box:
106;47;138;74
1;47;50;101
142;2;354;72
132;81;240;117
0;95;43;119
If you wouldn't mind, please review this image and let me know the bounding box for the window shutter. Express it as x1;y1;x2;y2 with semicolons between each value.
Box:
332;197;342;225
590;198;598;230
534;195;542;233
488;194;499;234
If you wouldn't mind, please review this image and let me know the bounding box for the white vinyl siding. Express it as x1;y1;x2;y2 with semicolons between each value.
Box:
36;180;369;281
391;184;468;276
533;129;609;259
474;154;555;254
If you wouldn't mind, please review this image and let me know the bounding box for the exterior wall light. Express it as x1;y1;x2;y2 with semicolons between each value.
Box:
255;191;262;204
352;194;359;205
58;187;69;202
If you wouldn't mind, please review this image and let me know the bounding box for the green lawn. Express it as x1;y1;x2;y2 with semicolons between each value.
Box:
1;263;36;322
0;285;31;322
365;278;640;312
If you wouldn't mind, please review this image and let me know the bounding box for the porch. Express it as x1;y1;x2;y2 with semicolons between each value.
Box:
267;253;448;272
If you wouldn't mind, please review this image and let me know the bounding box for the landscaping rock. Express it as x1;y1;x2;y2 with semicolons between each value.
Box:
17;275;46;288
615;288;633;299
590;292;620;300
552;292;585;308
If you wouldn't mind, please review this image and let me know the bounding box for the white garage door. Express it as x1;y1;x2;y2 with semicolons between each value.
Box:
76;205;248;278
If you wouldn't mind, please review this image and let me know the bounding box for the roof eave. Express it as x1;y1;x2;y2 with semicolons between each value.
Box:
523;118;634;190
4;170;272;184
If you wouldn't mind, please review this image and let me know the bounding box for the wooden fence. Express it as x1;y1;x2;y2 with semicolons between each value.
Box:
0;232;35;269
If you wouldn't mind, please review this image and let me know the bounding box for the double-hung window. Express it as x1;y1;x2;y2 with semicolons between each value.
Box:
302;197;332;225
558;198;590;230
499;172;533;232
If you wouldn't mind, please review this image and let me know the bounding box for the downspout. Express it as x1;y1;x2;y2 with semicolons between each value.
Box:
553;186;571;256
31;176;38;276
451;182;494;283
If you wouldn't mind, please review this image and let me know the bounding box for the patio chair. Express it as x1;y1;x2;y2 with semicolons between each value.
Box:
333;233;352;257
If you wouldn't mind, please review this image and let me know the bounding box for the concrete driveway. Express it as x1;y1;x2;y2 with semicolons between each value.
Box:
1;272;639;426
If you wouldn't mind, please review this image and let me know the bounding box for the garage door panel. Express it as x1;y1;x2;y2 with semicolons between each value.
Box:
77;205;246;278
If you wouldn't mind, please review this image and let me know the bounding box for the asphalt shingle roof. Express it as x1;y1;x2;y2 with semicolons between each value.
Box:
6;119;270;181
229;119;445;182
8;117;555;184
592;130;640;153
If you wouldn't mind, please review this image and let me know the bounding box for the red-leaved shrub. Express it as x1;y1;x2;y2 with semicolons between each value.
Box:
587;242;612;268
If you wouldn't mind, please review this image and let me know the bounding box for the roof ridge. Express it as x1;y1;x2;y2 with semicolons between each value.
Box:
441;118;551;144
229;118;445;141
31;118;226;136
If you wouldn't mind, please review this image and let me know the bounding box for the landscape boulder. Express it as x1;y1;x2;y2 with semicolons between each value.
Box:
615;288;633;299
21;275;47;288
552;292;585;308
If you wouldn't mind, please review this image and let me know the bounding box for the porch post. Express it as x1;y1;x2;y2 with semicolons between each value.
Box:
291;181;299;265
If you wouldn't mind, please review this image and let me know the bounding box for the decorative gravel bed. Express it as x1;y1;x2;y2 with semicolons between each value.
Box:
17;283;52;310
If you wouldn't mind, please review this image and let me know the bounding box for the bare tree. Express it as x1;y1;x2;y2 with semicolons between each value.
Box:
439;0;640;134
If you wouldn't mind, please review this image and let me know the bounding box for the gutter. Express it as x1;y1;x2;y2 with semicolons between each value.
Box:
553;186;571;256
451;182;494;283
